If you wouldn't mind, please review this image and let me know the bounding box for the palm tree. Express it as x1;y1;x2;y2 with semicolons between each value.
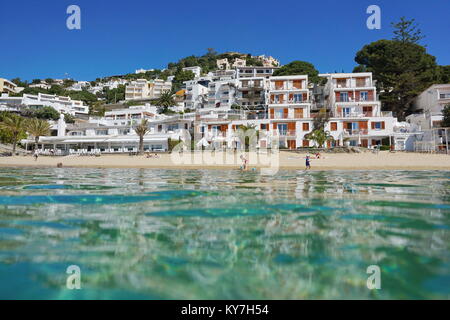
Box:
0;114;26;154
27;118;51;151
153;90;176;113
306;129;334;148
134;119;149;154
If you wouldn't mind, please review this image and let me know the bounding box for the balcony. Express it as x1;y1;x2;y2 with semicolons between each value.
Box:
338;96;375;103
271;130;296;137
270;99;309;105
343;129;369;136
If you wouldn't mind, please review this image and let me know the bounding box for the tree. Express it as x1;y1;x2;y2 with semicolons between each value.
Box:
26;118;51;150
134;119;149;155
64;114;76;124
439;65;450;83
172;69;195;92
392;17;424;44
442;104;450;128
68;90;98;106
153;90;177;113
34;106;60;121
354;17;442;120
273;61;321;84
354;39;439;120
11;78;27;87
305;129;333;148
0;114;26;153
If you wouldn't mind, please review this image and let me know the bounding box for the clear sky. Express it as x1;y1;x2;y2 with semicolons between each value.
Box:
1;0;449;81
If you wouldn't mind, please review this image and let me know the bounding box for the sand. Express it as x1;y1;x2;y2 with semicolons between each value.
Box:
0;151;449;171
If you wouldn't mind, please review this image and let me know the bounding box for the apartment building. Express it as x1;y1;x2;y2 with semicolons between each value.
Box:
182;66;202;78
216;58;230;70
184;78;210;110
319;72;397;148
236;66;279;79
408;84;450;129
125;79;172;100
267;75;312;148
256;55;280;67
29;81;52;90
21;110;194;153
206;79;238;110
236;77;268;109
0;78;21;94
0;93;89;115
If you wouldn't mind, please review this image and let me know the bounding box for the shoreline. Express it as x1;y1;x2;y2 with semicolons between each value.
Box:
1;151;450;171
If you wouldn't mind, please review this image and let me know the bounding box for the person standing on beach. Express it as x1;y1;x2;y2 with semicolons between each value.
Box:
33;149;39;161
240;154;248;171
305;155;311;170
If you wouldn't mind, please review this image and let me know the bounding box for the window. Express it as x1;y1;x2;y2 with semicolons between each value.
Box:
96;130;108;135
277;124;288;135
302;123;309;131
167;124;178;131
343;107;351;117
330;122;337;131
293;80;302;89
294;108;303;118
360;91;368;101
363;106;372;116
261;124;268;130
293;94;303;102
275;109;284;119
371;121;385;130
336;79;347;88
340;92;349;102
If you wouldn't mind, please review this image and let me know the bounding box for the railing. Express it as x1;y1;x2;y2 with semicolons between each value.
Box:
344;129;369;136
335;82;371;88
338;97;374;102
270;99;310;105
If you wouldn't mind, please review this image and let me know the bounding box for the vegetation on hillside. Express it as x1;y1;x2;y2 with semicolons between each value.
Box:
273;61;321;84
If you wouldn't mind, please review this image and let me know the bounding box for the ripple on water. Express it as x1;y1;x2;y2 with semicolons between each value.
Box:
0;168;448;299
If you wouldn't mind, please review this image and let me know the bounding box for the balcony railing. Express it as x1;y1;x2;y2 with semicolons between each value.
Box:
338;97;374;103
335;82;372;88
270;99;310;105
343;129;369;136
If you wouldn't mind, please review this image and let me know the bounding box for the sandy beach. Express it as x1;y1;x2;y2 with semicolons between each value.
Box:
1;151;450;170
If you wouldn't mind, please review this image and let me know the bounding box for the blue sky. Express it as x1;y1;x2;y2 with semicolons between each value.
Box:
1;0;449;81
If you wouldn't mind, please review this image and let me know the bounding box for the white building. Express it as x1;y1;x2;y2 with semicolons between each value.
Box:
182;66;202;78
0;93;89;115
409;84;450;130
236;66;279;79
125;79;172;101
256;55;280;67
135;68;154;74
207;79;238;110
29;82;52;90
67;81;91;91
0;78;23;94
183;77;210;110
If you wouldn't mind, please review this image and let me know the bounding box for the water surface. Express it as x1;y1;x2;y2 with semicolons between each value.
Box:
0;167;449;299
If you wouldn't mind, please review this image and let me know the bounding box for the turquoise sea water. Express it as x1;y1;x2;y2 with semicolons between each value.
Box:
0;167;449;299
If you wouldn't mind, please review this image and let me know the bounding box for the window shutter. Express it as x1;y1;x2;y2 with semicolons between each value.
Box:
381;122;385;129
